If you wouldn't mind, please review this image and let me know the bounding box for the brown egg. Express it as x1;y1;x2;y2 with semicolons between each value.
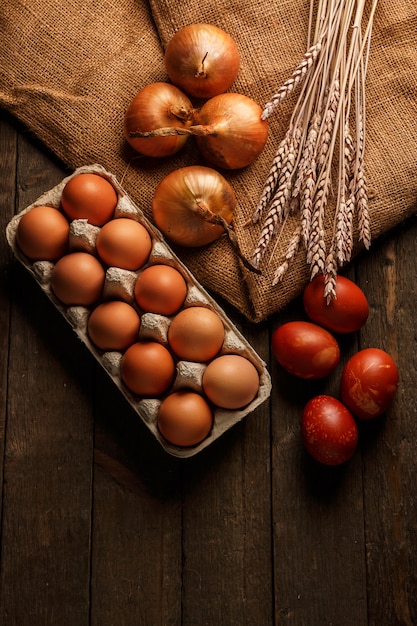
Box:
121;341;175;396
61;173;118;225
96;218;152;270
168;306;224;362
87;301;140;351
202;354;260;409
50;252;105;305
16;206;69;260
134;264;187;315
157;391;213;447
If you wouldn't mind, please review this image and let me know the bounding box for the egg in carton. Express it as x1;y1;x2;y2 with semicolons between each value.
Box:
5;164;272;458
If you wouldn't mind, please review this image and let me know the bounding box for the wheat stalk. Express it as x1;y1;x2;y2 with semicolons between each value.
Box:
251;0;378;296
262;38;324;120
251;132;292;224
307;169;330;276
252;127;301;268
272;225;302;285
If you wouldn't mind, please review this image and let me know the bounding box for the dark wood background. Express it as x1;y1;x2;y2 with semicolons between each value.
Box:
1;110;416;626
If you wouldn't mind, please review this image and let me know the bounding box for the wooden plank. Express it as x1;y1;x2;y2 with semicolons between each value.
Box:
0;114;18;565
181;315;274;626
357;221;417;626
0;125;94;625
90;364;183;626
270;292;368;625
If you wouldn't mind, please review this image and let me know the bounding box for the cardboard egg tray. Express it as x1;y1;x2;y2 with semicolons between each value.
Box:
6;164;272;458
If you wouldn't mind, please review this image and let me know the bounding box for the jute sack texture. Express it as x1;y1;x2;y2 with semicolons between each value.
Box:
1;0;416;322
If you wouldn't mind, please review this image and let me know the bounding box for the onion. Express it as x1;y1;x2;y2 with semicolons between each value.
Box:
164;23;240;99
129;93;268;170
124;82;194;157
192;93;269;169
152;165;236;247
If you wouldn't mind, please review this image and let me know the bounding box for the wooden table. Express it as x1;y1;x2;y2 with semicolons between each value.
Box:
1;110;416;626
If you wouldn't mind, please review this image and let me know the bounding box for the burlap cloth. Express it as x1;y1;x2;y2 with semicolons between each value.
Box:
1;0;416;322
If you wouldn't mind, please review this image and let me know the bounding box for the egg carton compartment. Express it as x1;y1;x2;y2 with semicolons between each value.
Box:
5;164;271;458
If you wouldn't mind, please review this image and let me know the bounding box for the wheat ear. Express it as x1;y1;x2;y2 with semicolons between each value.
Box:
261;39;323;120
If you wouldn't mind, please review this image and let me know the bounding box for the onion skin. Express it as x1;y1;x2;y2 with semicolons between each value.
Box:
193;93;268;169
164;23;240;99
124;82;194;157
152;165;236;247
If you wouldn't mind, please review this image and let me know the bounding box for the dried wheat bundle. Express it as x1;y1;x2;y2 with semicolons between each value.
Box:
251;0;379;300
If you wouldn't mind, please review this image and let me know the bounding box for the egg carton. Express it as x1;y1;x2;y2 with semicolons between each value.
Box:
5;164;271;458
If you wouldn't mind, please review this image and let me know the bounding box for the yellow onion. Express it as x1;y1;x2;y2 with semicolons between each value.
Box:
192;93;269;169
152;165;236;247
164;23;240;99
124;82;194;157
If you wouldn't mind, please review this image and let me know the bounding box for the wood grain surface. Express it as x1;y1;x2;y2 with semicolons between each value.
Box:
1;111;416;626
